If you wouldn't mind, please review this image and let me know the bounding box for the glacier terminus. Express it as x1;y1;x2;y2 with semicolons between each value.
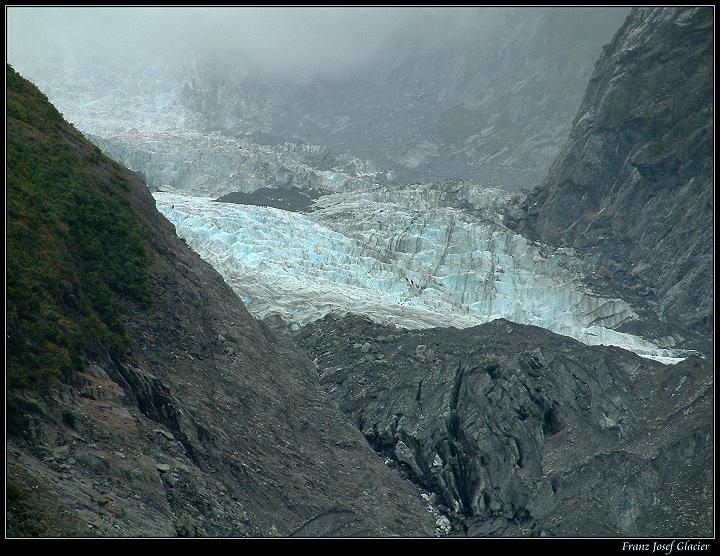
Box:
153;182;686;364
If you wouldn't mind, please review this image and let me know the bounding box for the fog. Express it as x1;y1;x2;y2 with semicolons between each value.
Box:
6;6;630;189
7;6;499;80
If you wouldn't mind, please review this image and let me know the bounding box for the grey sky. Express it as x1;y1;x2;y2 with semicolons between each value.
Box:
7;6;491;79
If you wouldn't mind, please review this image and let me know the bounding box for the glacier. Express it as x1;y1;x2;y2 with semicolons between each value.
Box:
153;184;686;364
24;57;684;365
89;129;385;198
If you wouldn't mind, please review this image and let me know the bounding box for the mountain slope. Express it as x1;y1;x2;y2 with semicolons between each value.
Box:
509;7;714;346
6;65;436;537
7;64;152;390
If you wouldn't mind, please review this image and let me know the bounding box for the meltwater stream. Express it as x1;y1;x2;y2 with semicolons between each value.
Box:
153;188;685;364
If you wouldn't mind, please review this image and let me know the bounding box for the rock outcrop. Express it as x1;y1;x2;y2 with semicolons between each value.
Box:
293;313;713;537
215;185;326;212
510;7;714;348
6;66;436;537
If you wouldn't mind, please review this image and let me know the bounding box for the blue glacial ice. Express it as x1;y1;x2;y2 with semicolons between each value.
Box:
154;188;686;364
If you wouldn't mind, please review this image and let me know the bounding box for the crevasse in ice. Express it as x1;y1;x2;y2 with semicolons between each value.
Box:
153;185;685;364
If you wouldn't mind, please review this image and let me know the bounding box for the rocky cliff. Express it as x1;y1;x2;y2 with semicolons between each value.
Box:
6;66;436;537
510;7;714;348
293;313;713;537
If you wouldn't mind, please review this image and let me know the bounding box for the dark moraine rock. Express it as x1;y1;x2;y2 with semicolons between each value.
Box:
215;186;325;212
293;313;713;537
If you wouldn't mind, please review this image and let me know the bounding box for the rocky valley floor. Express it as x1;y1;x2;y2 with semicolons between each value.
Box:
291;314;713;537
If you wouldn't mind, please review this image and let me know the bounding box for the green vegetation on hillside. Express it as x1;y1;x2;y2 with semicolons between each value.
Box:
6;65;152;390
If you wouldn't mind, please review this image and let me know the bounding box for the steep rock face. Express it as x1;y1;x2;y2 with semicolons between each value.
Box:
6;67;436;537
511;7;714;343
293;314;713;537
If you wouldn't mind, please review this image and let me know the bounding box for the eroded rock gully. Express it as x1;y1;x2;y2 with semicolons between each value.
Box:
293;313;713;537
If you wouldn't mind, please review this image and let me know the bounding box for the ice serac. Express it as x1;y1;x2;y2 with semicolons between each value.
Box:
153;182;686;363
89;130;383;198
511;7;714;349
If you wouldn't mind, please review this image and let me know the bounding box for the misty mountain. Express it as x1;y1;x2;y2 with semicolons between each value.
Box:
8;7;628;192
178;7;629;189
